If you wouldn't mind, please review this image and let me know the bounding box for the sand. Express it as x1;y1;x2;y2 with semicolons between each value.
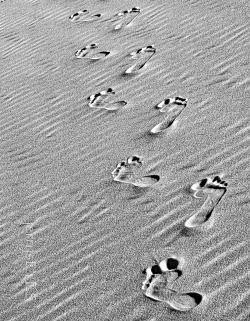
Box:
0;0;250;320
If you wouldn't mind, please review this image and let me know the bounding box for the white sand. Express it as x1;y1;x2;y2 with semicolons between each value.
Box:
0;0;250;320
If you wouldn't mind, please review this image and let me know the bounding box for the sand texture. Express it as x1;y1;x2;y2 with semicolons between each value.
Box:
0;0;250;320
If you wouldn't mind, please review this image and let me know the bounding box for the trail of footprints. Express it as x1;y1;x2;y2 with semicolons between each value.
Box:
138;175;227;309
69;5;229;313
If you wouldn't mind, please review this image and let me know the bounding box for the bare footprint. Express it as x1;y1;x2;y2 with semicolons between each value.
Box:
142;258;182;291
107;7;140;30
144;274;203;311
125;46;156;74
75;44;110;60
88;88;127;110
112;156;160;187
151;98;187;134
185;176;228;228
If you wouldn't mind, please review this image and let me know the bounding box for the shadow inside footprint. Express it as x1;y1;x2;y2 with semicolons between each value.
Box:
204;208;213;221
167;258;179;270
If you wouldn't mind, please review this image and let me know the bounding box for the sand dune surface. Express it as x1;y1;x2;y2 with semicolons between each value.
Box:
0;0;250;320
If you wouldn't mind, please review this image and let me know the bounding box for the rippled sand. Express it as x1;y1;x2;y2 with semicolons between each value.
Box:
1;0;250;320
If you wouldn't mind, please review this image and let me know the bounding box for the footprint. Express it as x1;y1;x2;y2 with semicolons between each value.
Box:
185;176;228;228
142;258;182;291
112;156;160;187
108;7;141;30
69;11;102;22
156;96;187;113
144;274;203;311
151;103;187;134
75;44;110;60
87;88;127;110
124;46;156;74
69;10;88;22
